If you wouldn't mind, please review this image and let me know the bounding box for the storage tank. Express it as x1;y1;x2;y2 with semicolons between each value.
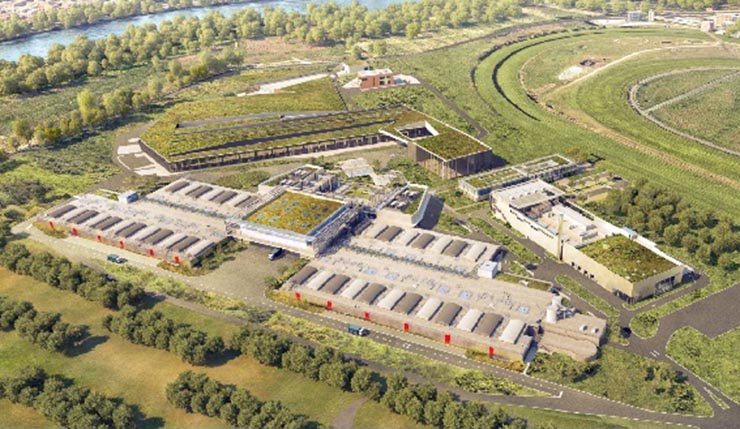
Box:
545;304;558;324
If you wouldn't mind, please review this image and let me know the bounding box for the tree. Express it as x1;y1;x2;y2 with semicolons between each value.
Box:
696;244;715;265
405;22;420;39
718;253;736;272
350;367;381;399
11;119;33;143
318;361;353;390
76;89;102;126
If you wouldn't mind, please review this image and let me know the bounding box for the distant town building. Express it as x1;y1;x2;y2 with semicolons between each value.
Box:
340;62;370;75
701;20;715;32
715;12;740;28
627;11;643;22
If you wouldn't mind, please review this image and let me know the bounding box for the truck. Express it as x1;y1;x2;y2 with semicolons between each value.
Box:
347;324;369;336
268;248;284;261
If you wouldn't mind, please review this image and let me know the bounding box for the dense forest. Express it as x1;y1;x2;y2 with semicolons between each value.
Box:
0;0;524;97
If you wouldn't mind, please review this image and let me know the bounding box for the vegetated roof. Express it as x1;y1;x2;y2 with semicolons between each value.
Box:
245;191;343;235
515;154;573;176
144;107;404;161
384;111;490;160
466;166;526;189
140;78;359;159
579;235;676;282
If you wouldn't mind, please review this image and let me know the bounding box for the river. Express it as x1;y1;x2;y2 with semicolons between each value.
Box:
0;0;405;61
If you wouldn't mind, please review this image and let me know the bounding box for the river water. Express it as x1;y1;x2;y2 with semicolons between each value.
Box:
0;0;404;61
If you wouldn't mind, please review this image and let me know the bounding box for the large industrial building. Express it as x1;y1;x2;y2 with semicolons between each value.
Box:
42;167;362;263
41;181;252;266
459;154;580;201
381;111;495;180
284;221;606;361
491;179;691;302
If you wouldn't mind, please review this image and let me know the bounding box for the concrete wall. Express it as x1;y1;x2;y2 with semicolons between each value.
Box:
408;143;494;180
495;201;560;256
237;222;314;257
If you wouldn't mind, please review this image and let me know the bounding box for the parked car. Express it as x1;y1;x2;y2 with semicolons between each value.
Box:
107;254;127;264
347;324;369;336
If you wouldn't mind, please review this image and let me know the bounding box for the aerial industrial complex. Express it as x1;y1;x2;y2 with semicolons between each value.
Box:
41;153;610;362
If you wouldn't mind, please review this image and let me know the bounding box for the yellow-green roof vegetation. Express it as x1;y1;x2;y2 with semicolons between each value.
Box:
141;78;350;159
384;111;489;160
245;191;343;235
467;167;525;189
580;235;676;282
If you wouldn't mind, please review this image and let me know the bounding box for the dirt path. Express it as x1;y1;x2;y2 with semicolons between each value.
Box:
331;397;369;429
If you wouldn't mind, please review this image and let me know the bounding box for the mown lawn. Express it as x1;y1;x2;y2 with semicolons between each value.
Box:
0;268;395;428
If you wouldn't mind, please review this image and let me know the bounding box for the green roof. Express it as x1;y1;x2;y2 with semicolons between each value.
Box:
383;112;489;160
580;235;676;282
466;167;526;189
245;191;343;235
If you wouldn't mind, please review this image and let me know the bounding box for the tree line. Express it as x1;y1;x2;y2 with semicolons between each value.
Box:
167;371;309;429
0;242;145;310
0;366;138;429
541;0;740;13
0;0;252;42
228;325;522;429
103;307;225;365
599;180;740;271
0;0;524;97
0;295;88;352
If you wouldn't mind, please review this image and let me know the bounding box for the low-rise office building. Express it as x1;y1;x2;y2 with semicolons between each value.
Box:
491;180;692;302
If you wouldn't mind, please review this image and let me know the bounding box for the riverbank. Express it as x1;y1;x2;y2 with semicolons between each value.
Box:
0;0;404;61
0;0;260;45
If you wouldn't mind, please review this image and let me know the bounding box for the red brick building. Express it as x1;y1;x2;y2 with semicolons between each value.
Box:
359;69;396;90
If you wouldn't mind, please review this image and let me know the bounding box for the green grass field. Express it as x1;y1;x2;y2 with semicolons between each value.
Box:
530;346;711;416
636;68;737;109
175;65;329;100
0;267;411;428
349;85;473;134
519;30;711;96
652;74;740;151
667;327;740;403
473;28;740;219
